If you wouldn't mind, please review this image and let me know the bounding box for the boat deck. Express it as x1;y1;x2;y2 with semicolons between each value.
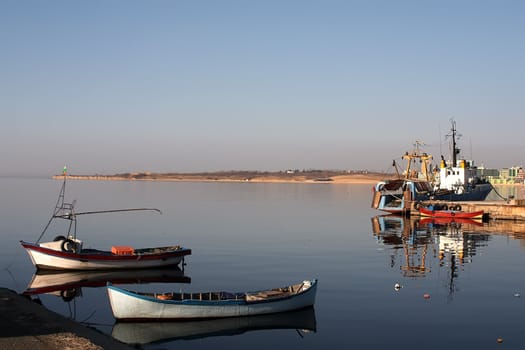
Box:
140;282;307;302
74;245;186;256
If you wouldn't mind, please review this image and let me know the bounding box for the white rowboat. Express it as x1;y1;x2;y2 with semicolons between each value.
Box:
107;279;317;320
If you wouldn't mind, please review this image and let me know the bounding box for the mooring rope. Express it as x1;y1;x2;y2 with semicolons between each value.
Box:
491;186;509;201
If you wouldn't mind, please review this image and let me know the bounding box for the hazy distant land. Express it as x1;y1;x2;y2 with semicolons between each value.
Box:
53;170;391;184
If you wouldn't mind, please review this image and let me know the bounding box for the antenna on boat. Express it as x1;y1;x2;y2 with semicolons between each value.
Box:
438;123;442;160
446;118;462;167
469;137;473;163
36;166;162;243
37;166;74;243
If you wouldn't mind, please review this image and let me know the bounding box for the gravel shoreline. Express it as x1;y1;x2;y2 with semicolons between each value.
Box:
0;288;132;350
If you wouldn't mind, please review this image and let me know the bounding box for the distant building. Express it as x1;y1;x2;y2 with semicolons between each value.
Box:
477;167;499;178
487;166;524;184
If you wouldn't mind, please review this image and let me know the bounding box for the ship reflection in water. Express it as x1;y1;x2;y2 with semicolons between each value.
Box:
23;267;191;303
370;215;516;300
111;306;316;345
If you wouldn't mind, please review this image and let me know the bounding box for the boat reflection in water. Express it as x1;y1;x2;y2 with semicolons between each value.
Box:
23;267;191;302
111;306;316;345
371;215;493;300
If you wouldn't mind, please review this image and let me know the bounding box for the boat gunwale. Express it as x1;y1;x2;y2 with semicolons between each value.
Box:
20;240;192;261
418;207;484;219
107;279;318;307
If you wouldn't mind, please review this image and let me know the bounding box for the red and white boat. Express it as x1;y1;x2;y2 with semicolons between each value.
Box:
20;240;191;271
20;168;191;271
419;206;484;220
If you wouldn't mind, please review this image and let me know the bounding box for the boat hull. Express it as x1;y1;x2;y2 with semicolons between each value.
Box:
372;180;493;215
419;207;484;219
107;280;317;320
21;241;191;270
371;179;433;215
432;183;493;202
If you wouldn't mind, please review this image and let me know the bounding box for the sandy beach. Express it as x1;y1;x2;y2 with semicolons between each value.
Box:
53;171;392;184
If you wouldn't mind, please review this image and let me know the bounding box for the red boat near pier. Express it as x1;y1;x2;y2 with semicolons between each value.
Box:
419;206;484;220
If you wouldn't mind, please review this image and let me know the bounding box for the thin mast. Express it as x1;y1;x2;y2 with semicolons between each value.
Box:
37;166;69;243
451;120;457;167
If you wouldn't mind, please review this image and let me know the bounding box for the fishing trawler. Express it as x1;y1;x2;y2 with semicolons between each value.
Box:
371;120;493;215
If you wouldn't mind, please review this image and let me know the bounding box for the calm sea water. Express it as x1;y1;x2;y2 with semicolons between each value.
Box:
1;178;525;349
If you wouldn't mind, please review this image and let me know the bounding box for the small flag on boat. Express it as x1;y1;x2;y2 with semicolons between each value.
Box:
63;166;67;175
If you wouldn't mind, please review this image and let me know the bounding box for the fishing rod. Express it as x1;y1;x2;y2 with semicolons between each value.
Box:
56;208;162;218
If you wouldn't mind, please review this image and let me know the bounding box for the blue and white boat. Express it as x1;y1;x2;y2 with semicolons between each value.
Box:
107;279;317;320
431;120;493;201
372;120;492;215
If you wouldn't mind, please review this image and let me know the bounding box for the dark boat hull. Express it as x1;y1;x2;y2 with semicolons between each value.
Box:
432;183;493;201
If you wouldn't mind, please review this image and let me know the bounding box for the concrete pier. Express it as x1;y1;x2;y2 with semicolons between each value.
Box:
0;288;132;350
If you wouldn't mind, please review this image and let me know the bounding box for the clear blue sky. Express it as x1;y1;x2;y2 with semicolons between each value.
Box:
2;1;524;176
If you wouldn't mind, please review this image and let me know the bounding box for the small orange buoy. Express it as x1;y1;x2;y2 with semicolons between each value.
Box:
423;293;431;299
497;337;503;343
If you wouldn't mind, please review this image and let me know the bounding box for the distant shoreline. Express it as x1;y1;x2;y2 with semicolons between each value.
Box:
52;171;392;184
50;172;525;186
